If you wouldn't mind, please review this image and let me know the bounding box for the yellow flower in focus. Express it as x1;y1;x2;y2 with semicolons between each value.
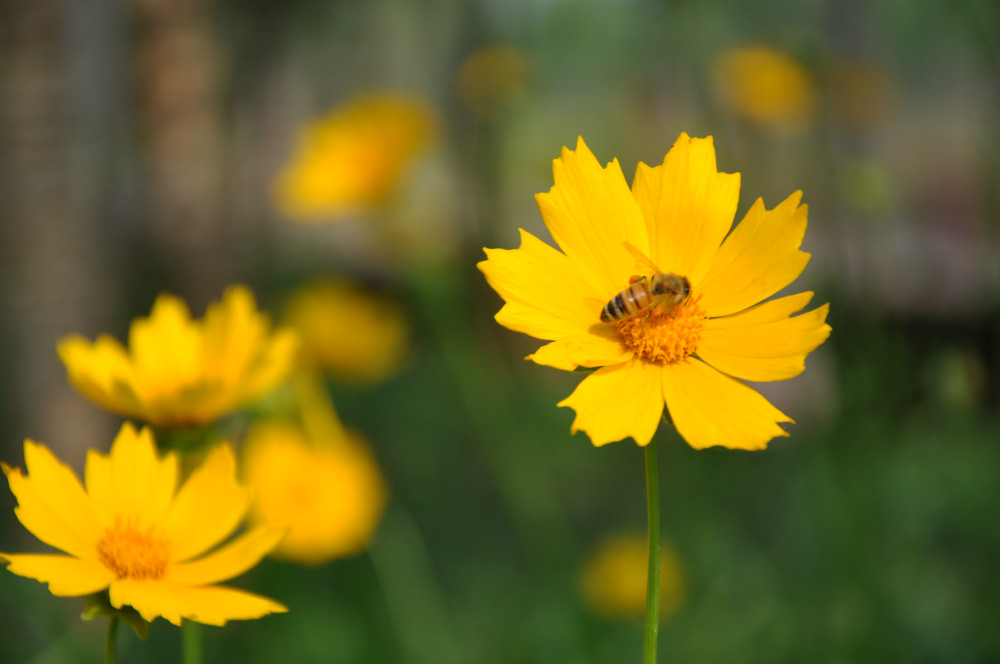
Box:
1;423;286;626
580;533;684;621
241;377;388;565
57;286;299;428
284;279;409;384
711;46;817;132
274;94;437;221
478;134;831;449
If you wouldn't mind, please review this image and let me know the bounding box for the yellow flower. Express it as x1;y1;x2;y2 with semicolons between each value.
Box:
241;377;388;565
478;134;831;449
1;423;286;626
58;286;299;428
711;46;817;132
273;94;437;221
580;533;684;621
284;279;409;384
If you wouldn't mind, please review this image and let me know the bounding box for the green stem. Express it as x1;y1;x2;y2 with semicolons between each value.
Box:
643;437;661;664
183;621;202;664
105;616;119;664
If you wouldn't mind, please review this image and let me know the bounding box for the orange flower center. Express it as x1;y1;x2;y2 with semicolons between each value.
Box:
97;518;170;580
616;296;706;364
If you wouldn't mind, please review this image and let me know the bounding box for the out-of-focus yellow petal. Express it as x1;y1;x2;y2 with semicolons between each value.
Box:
479;229;603;341
167;526;284;586
3;444;100;560
105;424;177;526
284;280;409;384
536;137;651;297
698;192;810;317
579;533;684;620
699;293;831;381
201;286;264;388
238;329;300;402
527;330;631;371
558;359;664;446
0;553;113;596
662;359;791;450
130;295;201;402
110;579;287;627
711;46;817;132
273;94;437;221
632;133;740;287
164;444;248;563
58;335;146;418
242;420;388;565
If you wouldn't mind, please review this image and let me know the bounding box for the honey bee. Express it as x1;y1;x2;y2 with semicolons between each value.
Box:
600;244;691;323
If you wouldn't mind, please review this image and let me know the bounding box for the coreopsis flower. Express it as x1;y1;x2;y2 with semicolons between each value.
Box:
241;377;388;565
478;134;830;449
273;94;437;221
284;279;409;384
580;533;684;621
711;46;817;132
1;423;286;626
57;286;299;428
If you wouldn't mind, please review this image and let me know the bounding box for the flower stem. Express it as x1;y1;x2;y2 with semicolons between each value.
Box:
105;616;119;664
183;621;202;664
643;436;661;664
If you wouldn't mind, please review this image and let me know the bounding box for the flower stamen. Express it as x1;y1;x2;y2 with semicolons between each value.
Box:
97;518;170;580
617;296;706;364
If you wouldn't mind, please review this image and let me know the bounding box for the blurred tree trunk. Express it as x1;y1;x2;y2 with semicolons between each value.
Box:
0;0;115;456
129;0;239;303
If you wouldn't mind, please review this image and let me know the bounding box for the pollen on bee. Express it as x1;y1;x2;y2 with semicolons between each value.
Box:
616;296;706;364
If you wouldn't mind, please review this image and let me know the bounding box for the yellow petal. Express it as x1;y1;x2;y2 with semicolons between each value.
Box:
632;133;741;286
535;137;651;297
697;192;810;317
1;553;113;596
662;359;791;450
167;526;284;586
202;286;264;386
558;358;664;446
129;294;201;402
4;442;101;560
698;293;831;381
109;579;287;626
106;424;178;525
527;330;632;371
58;335;147;418
164;444;248;563
238;328;300;405
479;229;602;341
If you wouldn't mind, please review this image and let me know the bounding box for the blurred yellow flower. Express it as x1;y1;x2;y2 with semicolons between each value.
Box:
1;423;286;626
711;46;817;132
478;134;831;449
284;279;409;384
274;94;437;221
58;286;298;428
456;45;531;121
241;377;388;565
580;533;684;621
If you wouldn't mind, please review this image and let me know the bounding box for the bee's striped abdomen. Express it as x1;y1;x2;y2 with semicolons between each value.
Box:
600;281;653;322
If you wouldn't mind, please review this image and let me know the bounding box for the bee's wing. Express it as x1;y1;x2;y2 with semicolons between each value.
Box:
621;241;664;275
